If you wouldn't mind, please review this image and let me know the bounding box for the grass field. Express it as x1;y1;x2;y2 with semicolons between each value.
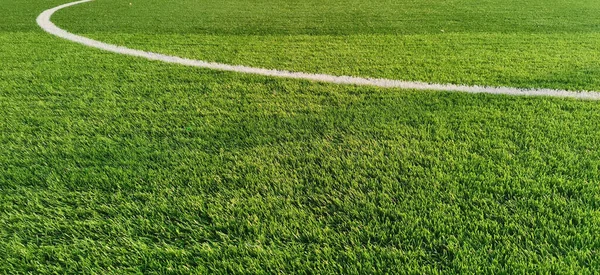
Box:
2;0;600;273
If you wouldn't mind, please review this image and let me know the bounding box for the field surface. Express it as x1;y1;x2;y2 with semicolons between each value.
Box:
2;0;600;273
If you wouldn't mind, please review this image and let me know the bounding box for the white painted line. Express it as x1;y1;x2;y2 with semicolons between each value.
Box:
37;0;600;100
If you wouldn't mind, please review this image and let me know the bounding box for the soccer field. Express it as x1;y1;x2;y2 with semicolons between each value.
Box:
2;0;600;273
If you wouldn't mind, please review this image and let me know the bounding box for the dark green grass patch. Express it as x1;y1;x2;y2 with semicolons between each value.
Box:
2;0;600;273
55;0;600;35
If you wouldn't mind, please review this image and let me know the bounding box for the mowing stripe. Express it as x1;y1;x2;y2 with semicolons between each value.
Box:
37;0;600;100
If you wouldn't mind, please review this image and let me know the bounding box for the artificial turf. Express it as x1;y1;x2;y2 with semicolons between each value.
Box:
2;0;600;273
55;0;600;91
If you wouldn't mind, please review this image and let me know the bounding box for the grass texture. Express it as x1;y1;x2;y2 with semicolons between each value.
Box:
2;0;600;273
55;0;600;91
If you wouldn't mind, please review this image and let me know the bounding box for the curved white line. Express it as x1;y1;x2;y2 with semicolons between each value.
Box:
37;0;600;100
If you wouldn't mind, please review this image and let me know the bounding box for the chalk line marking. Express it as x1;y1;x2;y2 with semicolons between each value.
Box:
37;0;600;100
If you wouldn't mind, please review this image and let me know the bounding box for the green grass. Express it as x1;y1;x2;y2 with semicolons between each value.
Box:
55;0;600;35
2;0;600;273
54;0;600;91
